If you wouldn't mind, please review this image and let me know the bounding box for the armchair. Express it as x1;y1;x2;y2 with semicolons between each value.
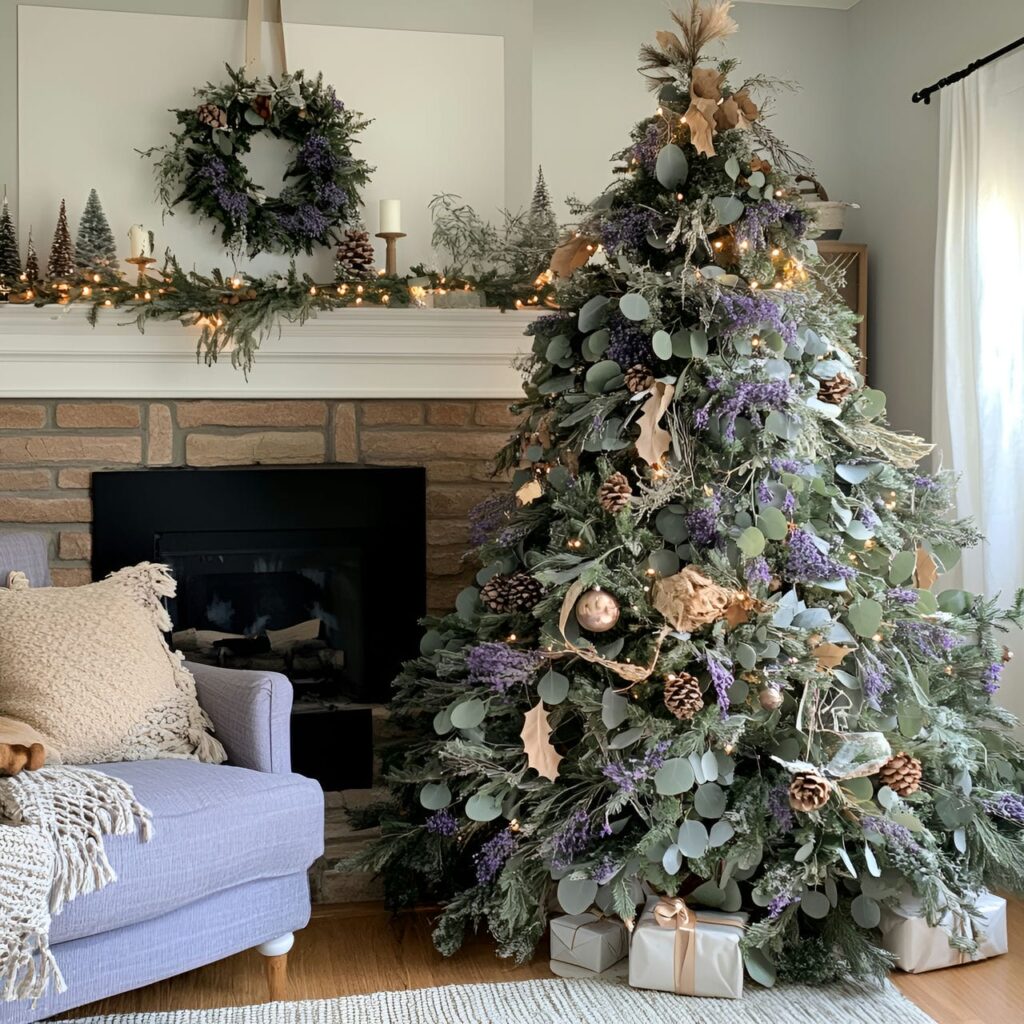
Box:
0;533;324;1023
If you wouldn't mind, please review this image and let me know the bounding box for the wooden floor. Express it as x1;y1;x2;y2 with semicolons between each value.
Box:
62;900;1024;1022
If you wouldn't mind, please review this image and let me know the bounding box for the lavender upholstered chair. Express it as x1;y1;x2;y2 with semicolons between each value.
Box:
0;533;324;1023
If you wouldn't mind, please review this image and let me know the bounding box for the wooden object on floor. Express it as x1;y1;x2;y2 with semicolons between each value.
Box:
817;240;868;376
256;932;294;1002
59;899;1024;1023
263;955;288;1001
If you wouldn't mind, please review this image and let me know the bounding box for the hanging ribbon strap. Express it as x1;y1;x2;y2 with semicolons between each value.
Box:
245;0;289;76
654;897;698;996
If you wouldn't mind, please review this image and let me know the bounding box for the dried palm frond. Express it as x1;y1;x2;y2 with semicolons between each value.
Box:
639;1;738;86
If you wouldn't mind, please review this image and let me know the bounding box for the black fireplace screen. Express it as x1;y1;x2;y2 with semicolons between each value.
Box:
91;466;425;703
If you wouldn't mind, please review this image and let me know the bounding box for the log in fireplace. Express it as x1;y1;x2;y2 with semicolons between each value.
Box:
91;465;426;789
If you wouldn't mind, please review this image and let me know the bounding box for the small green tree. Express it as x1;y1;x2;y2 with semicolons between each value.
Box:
75;189;117;274
23;230;39;284
0;192;21;286
523;165;559;251
47;199;75;280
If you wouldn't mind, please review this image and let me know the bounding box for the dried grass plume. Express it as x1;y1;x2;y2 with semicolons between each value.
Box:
639;1;738;87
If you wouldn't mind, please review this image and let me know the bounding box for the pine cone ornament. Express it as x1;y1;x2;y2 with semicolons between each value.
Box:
335;228;377;281
817;373;855;405
196;103;227;128
624;364;655;394
788;771;831;812
598;472;632;514
480;571;543;614
663;673;703;720
878;752;922;797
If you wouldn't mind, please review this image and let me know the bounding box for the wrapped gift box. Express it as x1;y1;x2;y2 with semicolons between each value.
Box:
628;895;747;999
879;891;1008;973
549;912;628;974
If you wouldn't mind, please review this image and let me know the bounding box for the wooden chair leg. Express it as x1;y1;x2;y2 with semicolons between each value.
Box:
257;932;295;1002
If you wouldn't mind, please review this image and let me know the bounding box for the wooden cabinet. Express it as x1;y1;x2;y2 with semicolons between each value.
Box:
816;241;868;375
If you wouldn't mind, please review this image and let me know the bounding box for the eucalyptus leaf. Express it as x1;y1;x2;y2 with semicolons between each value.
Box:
889;551;916;585
609;727;644;749
655;143;689;189
465;792;503;822
709;820;735;847
677;820;710;858
712;195;745;226
602;688;630;729
652;329;673;360
433;708;453;735
578;295;610;332
420;629;444;656
694;782;726;819
419;782;451;810
737;526;766;558
800;891;831;919
450;699;487;730
537;669;570;705
662;844;684;876
455;586;480;621
619;293;651;322
851;894;881;929
848;598;883;638
655;757;695;795
744;950;777;988
557;877;598;915
757;506;789;541
724;156;741;181
701;750;720;782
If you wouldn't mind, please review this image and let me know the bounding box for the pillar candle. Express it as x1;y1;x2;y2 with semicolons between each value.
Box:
128;225;148;259
379;199;401;234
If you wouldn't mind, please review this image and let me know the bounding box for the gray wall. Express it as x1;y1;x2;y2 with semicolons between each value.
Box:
846;0;1024;438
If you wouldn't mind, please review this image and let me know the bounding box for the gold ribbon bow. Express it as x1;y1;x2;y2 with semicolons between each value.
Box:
654;897;698;996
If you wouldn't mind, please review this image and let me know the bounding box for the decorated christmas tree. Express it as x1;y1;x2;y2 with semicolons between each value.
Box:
356;1;1024;984
47;199;75;280
0;191;21;288
75;188;118;274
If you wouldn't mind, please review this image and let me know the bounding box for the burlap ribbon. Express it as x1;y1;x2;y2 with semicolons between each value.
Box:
245;0;289;75
652;896;747;995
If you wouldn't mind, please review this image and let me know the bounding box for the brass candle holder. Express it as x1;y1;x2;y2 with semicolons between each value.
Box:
125;255;156;284
375;232;406;277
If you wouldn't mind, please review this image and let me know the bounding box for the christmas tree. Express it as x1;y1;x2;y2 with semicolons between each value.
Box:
75;188;118;274
47;198;75;280
356;1;1024;983
24;230;39;284
0;191;21;287
524;166;558;251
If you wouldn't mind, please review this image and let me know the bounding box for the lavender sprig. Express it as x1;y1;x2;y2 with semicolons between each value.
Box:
466;642;542;695
475;829;519;884
706;654;734;718
786;528;856;583
602;741;671;795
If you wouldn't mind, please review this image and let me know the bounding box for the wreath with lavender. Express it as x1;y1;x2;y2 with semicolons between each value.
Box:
145;65;372;257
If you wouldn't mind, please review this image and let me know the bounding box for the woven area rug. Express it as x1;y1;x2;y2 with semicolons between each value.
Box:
61;977;937;1023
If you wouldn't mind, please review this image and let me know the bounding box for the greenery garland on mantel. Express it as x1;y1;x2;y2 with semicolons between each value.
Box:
1;259;557;372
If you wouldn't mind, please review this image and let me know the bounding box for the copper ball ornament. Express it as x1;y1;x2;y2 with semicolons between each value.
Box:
759;686;784;711
575;588;621;633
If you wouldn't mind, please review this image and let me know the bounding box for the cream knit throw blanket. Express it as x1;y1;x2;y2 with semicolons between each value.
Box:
0;767;152;1003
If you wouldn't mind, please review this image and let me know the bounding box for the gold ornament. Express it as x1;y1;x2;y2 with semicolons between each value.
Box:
758;686;784;711
788;771;831;812
663;672;704;720
878;752;923;797
575;588;621;633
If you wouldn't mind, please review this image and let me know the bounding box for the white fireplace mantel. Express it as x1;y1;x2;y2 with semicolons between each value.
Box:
0;306;537;398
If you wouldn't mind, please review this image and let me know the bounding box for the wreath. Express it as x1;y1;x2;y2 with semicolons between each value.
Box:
146;65;372;257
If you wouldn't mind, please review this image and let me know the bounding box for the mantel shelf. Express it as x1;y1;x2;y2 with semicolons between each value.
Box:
0;306;537;399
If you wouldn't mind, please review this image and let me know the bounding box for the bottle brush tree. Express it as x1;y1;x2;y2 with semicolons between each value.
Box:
75;188;118;274
354;0;1024;984
0;192;21;288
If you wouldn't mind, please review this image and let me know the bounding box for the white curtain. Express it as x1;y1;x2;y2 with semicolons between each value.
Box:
933;48;1024;714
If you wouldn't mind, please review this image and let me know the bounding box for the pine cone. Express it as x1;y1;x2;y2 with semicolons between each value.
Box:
480;571;543;614
788;771;831;812
878;752;922;797
663;673;703;720
624;364;655;394
598;472;632;514
196;103;227;129
335;228;377;281
817;373;855;405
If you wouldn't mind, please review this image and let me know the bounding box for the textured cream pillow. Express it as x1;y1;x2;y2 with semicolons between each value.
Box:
0;563;225;765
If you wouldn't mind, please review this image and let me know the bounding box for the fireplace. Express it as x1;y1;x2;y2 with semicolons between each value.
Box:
91;465;426;788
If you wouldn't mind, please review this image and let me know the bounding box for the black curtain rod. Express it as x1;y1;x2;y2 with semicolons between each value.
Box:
912;34;1024;103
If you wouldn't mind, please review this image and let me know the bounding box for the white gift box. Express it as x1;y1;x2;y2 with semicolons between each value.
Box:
549;913;628;974
879;891;1008;973
628;895;747;999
